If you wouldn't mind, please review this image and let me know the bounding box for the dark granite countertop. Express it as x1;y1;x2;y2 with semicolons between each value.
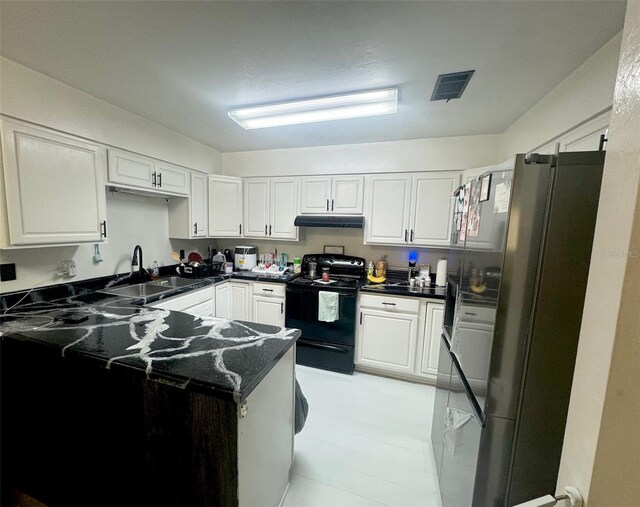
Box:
359;281;446;300
0;274;300;403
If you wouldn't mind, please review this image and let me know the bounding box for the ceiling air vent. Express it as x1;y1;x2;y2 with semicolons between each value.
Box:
430;70;475;102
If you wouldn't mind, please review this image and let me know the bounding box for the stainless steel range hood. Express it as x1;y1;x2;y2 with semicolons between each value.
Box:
294;215;364;228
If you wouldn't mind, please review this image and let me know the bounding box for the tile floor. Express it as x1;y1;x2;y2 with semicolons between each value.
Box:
283;366;442;507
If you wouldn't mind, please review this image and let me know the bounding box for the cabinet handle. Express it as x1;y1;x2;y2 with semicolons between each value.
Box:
265;224;268;235
100;220;107;238
152;171;157;186
410;229;414;242
158;172;162;187
194;223;198;235
404;229;408;242
360;312;363;325
262;288;273;292
326;199;329;211
382;302;396;306
269;225;272;236
280;302;284;314
331;199;334;211
239;224;242;235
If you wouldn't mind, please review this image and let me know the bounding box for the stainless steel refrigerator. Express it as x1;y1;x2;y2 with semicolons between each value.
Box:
431;151;605;507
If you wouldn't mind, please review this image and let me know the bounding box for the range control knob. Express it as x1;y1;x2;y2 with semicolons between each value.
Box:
350;259;354;264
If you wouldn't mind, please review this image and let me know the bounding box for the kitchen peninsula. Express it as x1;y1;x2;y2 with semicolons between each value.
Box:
0;278;299;507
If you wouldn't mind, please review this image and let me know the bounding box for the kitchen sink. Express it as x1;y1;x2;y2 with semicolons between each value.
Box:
101;283;175;298
149;276;197;288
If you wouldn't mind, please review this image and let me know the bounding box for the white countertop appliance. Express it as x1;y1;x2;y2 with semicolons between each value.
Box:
234;246;257;271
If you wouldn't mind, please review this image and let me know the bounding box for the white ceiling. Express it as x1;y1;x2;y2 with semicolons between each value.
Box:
0;1;626;153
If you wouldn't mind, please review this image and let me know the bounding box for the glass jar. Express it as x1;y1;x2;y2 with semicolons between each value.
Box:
308;261;317;278
322;267;330;281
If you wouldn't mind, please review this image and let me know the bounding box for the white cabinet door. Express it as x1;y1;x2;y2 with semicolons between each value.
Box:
209;176;243;237
244;178;269;238
357;308;418;374
269;177;298;240
183;299;216;318
155;161;189;195
253;296;285;327
107;148;155;189
364;174;412;244
331;176;364;214
191;172;208;237
420;303;444;377
1;119;107;245
410;172;458;246
230;282;252;321
300;176;331;214
215;282;231;319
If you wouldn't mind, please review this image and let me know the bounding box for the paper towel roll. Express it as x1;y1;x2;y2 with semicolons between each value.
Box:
435;259;448;287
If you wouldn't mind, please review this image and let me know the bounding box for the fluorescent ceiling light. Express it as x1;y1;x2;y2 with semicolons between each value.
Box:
228;88;398;129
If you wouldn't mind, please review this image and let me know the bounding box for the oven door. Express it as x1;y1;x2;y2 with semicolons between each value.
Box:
285;286;357;347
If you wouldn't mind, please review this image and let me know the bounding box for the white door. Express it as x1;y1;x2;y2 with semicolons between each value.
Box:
155;161;189;195
209;176;243;237
331;176;364;214
420;303;444;376
410;172;458;246
231;282;251;321
364;174;412;244
215;282;231;319
253;296;285;327
191;172;208;237
243;178;269;238
300;176;331;214
269;177;298;240
107;148;155;189
357;309;418;374
1;119;107;245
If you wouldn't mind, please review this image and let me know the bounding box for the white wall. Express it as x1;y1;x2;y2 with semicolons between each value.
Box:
0;57;222;174
223;134;501;177
219;228;448;273
0;191;216;293
499;33;621;159
556;3;640;505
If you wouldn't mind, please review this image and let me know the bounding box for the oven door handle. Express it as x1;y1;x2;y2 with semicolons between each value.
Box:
298;340;350;354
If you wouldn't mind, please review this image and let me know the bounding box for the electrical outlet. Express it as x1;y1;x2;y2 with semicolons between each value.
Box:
0;263;17;282
61;260;77;277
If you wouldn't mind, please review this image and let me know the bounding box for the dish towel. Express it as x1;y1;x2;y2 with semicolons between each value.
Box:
318;291;339;322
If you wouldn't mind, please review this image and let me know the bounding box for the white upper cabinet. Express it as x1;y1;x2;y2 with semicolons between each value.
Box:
300;175;364;214
364;174;412;244
107;149;155;189
409;172;458;246
269;177;298;239
1;118;107;246
243;177;298;240
244;178;270;238
191;172;208;237
154;160;189;195
108;148;188;195
167;172;208;239
209;175;243;237
331;176;364;214
365;172;458;246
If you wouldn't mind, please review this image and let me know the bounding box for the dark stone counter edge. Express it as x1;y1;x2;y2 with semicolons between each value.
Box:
3;327;301;404
359;284;446;300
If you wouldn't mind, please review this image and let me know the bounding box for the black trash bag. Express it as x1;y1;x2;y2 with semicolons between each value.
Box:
294;379;309;434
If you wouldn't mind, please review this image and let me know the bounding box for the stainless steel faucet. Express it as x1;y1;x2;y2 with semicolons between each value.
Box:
131;245;146;283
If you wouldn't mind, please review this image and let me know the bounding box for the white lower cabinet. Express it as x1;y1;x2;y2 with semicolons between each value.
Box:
356;293;443;382
252;283;286;327
147;286;215;318
215;281;252;321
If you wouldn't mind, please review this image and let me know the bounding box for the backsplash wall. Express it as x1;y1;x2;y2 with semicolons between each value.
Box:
217;227;448;270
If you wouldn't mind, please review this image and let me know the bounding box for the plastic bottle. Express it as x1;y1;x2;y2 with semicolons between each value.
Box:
151;260;160;280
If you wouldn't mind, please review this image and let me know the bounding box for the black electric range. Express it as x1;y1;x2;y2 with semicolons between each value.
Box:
285;254;365;374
